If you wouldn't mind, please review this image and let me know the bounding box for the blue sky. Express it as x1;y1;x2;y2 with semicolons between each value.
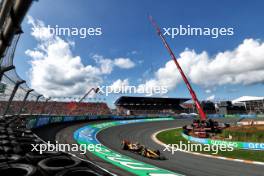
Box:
14;0;264;107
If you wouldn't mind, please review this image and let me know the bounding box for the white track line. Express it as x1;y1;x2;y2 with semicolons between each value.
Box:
151;128;264;166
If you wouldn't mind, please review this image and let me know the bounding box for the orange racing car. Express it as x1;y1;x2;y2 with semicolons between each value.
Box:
121;140;166;160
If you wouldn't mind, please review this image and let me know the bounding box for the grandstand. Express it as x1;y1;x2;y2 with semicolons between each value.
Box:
0;100;111;116
217;101;247;114
115;96;190;116
201;101;217;114
182;100;247;115
48;101;111;116
232;96;264;114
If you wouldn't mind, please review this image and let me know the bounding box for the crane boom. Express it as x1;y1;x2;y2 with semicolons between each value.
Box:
79;87;100;102
149;16;207;120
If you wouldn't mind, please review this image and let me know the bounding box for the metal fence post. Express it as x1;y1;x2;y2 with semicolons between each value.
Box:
0;65;15;81
30;95;42;115
48;101;56;115
3;79;25;117
17;89;33;116
41;97;50;114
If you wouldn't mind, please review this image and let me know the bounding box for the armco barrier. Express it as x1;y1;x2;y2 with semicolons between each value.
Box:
25;115;172;129
224;114;240;118
257;114;264;118
182;133;264;150
223;114;257;118
25;115;111;129
74;118;183;176
207;114;224;118
239;114;257;118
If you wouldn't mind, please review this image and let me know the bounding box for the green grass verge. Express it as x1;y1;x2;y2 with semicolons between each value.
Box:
219;126;264;142
156;128;264;162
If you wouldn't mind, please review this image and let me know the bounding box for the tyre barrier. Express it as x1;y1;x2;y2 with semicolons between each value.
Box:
38;156;81;175
0;139;10;145
257;114;264;118
26;151;62;164
1;146;13;154
0;163;37;176
0;154;23;163
55;167;101;176
0;134;8;139
18;141;37;154
0;116;112;175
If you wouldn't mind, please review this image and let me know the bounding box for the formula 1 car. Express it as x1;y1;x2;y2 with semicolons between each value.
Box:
121;140;166;160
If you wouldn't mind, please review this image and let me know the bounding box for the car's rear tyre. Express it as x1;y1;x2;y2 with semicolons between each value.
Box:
122;142;129;150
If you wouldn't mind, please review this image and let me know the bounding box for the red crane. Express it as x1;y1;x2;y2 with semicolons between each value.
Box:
149;16;207;121
79;87;100;103
67;87;100;115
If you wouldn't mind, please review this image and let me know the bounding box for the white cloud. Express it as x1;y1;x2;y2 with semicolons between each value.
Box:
205;89;211;94
92;54;113;74
109;79;130;92
25;16;136;98
114;58;135;69
26;37;102;97
206;95;215;101
93;55;135;72
27;15;53;41
131;50;138;55
141;38;264;92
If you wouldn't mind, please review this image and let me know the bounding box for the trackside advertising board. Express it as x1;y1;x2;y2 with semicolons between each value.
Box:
74;118;184;176
182;133;264;150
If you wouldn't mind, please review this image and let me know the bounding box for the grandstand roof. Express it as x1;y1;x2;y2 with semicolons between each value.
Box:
115;96;190;106
232;96;264;103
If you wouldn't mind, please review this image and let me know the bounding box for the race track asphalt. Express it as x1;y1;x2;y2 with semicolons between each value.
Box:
97;119;264;176
34;120;135;176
